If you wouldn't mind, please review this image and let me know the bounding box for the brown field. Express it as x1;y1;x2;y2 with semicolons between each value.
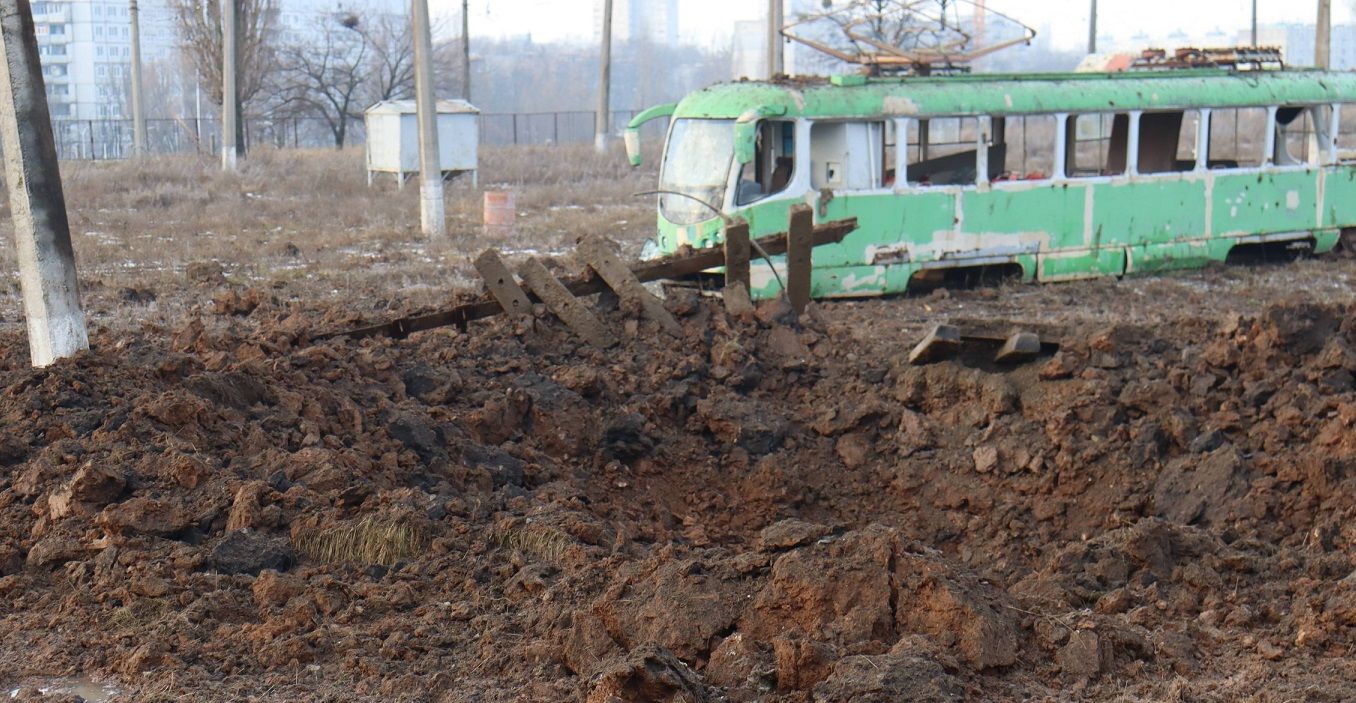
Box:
0;146;657;324
0;147;1355;702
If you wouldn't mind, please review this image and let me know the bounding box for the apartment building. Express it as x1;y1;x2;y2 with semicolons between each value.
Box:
593;0;679;46
31;0;405;121
32;0;177;119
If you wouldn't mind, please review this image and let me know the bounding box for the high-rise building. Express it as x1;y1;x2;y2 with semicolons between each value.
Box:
32;0;177;119
734;0;838;80
30;0;407;121
594;0;679;46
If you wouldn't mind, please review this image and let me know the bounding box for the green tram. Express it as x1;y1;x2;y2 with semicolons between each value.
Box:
625;70;1356;299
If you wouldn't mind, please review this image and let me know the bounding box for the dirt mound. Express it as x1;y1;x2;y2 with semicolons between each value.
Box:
563;521;1016;696
0;293;1353;700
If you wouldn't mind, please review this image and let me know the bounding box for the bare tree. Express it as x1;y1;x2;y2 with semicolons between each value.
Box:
268;7;426;149
271;16;369;148
99;64;130;119
357;13;415;104
431;39;466;102
171;0;278;150
444;34;729;115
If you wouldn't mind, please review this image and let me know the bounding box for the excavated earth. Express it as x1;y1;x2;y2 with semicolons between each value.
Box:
1;256;1355;702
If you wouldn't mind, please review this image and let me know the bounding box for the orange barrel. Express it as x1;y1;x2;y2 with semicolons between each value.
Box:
483;191;516;238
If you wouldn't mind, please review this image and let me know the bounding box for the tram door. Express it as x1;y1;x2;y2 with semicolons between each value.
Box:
806;120;907;285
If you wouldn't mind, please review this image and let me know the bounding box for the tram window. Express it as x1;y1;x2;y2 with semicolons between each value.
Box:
810;120;894;190
735;120;796;205
1139;110;1200;174
906;117;979;186
1065;113;1129;177
1275;106;1318;165
1207;108;1268;169
1339;105;1356;164
999;115;1057;180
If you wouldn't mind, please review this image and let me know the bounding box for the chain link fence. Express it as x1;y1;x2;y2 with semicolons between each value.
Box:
50;109;662;160
52;117;363;160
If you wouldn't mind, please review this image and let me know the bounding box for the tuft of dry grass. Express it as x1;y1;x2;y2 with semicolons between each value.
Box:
490;523;574;565
106;597;171;631
295;513;432;566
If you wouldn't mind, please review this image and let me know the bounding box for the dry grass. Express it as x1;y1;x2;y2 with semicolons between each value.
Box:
0;143;660;327
294;513;432;566
3;145;655;274
106;597;171;631
491;523;574;565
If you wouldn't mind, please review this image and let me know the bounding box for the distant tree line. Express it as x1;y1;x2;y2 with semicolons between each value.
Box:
452;35;730;116
160;1;730;150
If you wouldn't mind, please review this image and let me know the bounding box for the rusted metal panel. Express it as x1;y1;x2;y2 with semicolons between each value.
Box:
578;236;682;337
473;250;532;317
786;205;814;314
518;258;617;349
723;220;751;293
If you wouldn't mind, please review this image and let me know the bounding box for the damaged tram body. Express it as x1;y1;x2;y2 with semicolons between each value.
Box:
627;70;1356;299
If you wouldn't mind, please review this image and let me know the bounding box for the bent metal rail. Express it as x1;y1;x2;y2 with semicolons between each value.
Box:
318;215;858;343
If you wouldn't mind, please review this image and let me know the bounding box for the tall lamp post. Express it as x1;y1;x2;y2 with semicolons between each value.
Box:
411;0;444;237
1088;0;1098;54
594;0;612;154
129;0;146;156
1317;0;1332;69
221;0;237;170
0;0;90;366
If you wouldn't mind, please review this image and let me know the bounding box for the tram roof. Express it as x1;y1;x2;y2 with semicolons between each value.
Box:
671;70;1356;120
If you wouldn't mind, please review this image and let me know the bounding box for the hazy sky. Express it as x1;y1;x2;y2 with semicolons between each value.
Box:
430;0;1356;51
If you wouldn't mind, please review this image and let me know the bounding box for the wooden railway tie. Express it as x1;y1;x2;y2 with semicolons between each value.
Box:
995;332;1042;363
721;219;756;316
908;325;1060;366
315;216;859;343
786;205;814;315
518;257;617;349
723;220;751;292
577;236;682;337
473;250;532;317
908;324;963;365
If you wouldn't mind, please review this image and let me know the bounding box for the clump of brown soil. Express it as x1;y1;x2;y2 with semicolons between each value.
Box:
0;288;1353;701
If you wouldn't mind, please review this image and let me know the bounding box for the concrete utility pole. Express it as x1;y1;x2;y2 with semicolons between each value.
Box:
461;0;470;101
1317;0;1332;69
767;0;783;77
1251;0;1258;47
1087;0;1097;54
221;0;237;170
129;0;146;156
594;0;612;154
0;0;90;366
973;0;986;46
412;0;444;237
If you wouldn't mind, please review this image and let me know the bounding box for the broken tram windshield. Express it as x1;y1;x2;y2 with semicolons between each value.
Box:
659;119;735;225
